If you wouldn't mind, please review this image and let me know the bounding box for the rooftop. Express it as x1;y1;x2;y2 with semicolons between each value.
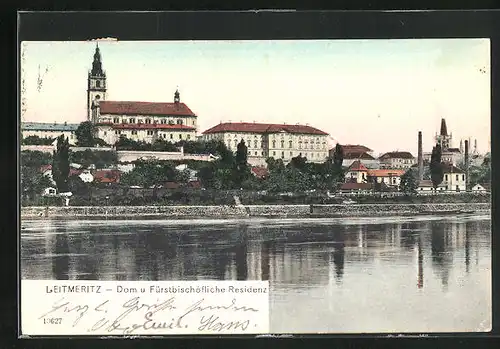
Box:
202;122;329;136
99;101;196;117
348;160;368;172
22;122;79;132
379;151;415;160
367;169;406;177
343;152;376;160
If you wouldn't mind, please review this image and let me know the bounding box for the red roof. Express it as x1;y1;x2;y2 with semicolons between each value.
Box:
343;151;375;160
99;101;196;117
342;144;373;153
348;160;368;172
202;122;328;136
92;170;121;183
104;123;195;131
251;166;269;179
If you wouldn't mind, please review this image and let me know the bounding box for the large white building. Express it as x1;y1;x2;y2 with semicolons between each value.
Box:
21;122;79;145
87;44;198;145
201;122;330;166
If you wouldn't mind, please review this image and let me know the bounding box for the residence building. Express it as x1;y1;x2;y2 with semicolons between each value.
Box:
442;164;466;192
21;122;79;145
344;160;368;183
378;151;416;169
86;44;197;145
202;122;330;167
366;169;406;187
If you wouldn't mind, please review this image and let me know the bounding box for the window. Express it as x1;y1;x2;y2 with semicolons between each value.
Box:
177;119;183;125
129;118;135;123
96;80;101;88
281;140;284;148
289;140;293;148
192;120;195;125
187;134;191;140
281;151;285;158
179;134;183;139
290;151;293;156
132;130;138;135
103;131;107;136
113;118;119;123
161;119;167;124
254;151;257;155
272;140;276;148
261;151;264;156
147;131;154;135
272;151;276;156
254;140;258;148
445;175;448;181
163;134;166;138
456;174;459;181
146;119;151;124
462;174;465;181
170;134;173;139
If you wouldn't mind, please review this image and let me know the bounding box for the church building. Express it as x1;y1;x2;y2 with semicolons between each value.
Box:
87;44;198;145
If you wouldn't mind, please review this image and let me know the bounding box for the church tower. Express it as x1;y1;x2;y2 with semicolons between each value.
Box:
436;118;452;151
87;43;107;123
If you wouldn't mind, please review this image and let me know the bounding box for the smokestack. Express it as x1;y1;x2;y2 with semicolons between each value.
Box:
474;139;477;153
464;140;469;191
418;131;424;181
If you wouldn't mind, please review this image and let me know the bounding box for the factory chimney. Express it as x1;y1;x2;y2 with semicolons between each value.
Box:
464;140;470;191
418;131;424;181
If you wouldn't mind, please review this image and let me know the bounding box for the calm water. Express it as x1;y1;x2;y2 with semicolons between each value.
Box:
21;215;491;333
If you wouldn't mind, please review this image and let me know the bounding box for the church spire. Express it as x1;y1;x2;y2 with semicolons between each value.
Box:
440;118;448;136
91;43;105;77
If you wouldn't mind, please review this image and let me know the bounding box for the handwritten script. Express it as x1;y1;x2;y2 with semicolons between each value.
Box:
22;280;269;335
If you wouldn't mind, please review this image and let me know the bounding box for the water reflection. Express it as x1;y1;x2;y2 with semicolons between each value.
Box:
21;216;491;332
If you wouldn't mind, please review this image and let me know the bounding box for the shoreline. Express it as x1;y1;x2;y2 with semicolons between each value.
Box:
21;203;491;220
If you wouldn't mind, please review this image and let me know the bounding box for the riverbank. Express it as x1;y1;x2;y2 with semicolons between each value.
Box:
21;203;491;220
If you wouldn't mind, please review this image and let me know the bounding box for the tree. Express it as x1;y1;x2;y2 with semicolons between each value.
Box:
288;154;307;171
332;143;344;168
51;135;70;193
69;149;118;169
22;135;54;145
75;121;97;147
400;168;418;195
430;143;444;191
233;139;250;188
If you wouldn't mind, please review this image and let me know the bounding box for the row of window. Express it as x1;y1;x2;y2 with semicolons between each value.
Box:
105;130;191;140
227;139;327;150
110;117;194;126
444;174;465;181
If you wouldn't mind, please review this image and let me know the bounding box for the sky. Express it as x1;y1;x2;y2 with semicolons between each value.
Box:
20;39;490;155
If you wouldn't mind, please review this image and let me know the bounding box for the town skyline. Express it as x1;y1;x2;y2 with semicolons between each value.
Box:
20;39;490;155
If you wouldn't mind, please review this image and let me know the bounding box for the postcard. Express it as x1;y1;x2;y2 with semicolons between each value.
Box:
19;38;491;336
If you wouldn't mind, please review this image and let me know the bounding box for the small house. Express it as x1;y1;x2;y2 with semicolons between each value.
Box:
472;183;490;193
345;160;369;183
42;187;57;196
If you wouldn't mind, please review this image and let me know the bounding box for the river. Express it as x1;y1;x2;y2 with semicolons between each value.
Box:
20;214;491;333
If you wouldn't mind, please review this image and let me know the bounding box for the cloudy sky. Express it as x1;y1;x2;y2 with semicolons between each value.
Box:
20;39;490;155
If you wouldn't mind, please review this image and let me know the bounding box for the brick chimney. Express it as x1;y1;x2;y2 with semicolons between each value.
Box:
418;131;424;180
464;140;469;191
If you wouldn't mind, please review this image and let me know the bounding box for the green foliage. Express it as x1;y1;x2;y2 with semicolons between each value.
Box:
69;149;118;169
400;168;418;195
120;160;177;188
232;139;251;188
75;121;97;147
51;135;70;193
22;135;54;145
21;150;52;168
333;143;344;168
430;144;444;190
